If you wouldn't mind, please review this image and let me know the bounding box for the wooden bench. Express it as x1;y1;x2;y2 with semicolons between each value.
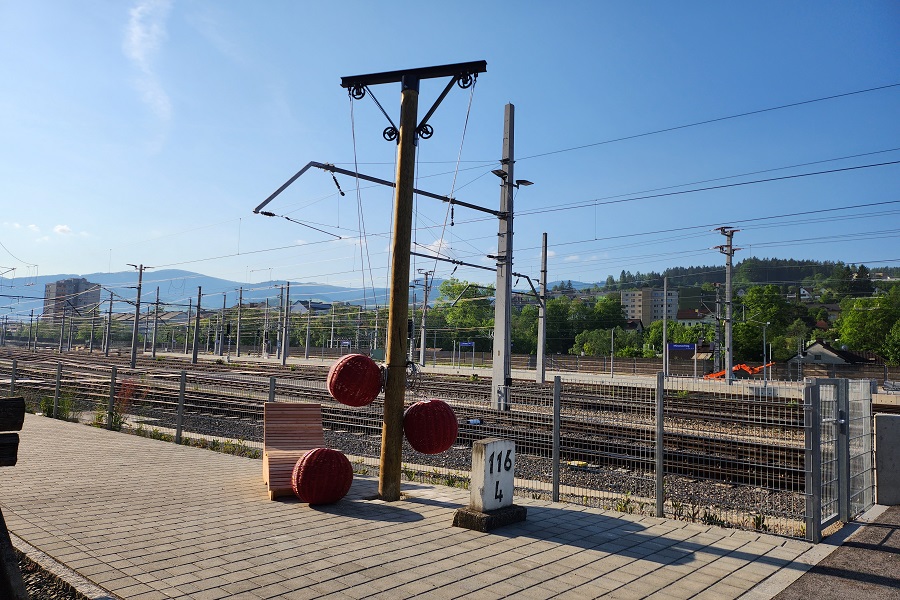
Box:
262;402;325;500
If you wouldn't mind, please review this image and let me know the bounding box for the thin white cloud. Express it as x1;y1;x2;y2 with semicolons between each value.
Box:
124;0;173;123
35;236;50;243
28;224;40;233
547;250;557;258
189;9;247;66
53;225;72;235
1;222;22;229
420;238;451;256
564;255;580;262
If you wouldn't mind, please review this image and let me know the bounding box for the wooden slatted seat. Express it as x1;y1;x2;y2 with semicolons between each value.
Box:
263;402;325;500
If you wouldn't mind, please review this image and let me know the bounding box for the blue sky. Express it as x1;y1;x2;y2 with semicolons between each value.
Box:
1;1;899;305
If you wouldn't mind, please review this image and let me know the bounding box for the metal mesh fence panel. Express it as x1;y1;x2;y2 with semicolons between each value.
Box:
817;381;840;528
848;380;875;517
1;351;878;539
555;376;657;513
506;383;556;502
1;358;110;424
663;377;807;536
153;370;266;456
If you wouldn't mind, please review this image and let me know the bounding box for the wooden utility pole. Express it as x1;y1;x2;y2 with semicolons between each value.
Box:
339;60;486;501
378;76;419;501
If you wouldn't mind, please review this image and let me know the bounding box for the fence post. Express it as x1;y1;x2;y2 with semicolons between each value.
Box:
175;371;186;444
656;371;665;518
837;378;851;523
9;360;15;395
53;362;61;419
107;366;117;430
269;376;276;403
805;379;822;542
552;376;561;502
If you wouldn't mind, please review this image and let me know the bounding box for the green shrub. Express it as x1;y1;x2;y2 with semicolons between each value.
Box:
39;391;77;421
702;510;729;527
752;511;769;532
615;493;636;514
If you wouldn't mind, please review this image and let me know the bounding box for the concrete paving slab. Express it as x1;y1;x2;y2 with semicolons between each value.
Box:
0;414;829;599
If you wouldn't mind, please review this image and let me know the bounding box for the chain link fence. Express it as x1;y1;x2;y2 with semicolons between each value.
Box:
0;354;874;540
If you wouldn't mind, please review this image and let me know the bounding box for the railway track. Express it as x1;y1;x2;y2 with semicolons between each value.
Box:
1;348;807;489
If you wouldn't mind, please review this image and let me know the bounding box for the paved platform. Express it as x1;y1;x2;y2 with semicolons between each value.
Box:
0;414;838;599
771;504;900;600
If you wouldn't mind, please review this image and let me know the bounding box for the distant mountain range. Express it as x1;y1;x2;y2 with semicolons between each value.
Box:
0;269;391;314
546;280;601;290
0;269;607;318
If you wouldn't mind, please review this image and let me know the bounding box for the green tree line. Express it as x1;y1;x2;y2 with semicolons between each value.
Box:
7;271;899;365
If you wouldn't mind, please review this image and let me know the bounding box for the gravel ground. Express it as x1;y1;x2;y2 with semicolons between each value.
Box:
17;550;90;600
68;404;808;537
12;409;806;599
122;407;807;531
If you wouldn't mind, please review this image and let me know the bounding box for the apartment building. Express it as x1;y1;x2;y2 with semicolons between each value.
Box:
620;287;678;326
43;278;101;322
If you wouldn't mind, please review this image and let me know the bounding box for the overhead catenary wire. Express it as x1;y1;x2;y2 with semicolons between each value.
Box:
18;83;899;300
428;76;478;288
516;82;900;162
50;187;897;299
515;160;900;219
89;144;900;288
349;92;379;311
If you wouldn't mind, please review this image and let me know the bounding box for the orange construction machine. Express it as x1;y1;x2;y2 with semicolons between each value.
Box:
703;362;775;380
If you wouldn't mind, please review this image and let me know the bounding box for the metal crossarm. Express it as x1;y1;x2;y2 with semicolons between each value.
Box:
339;60;487;89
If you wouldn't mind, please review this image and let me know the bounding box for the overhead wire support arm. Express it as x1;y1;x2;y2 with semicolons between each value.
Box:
253;161;500;217
512;271;543;304
409;251;495;273
280;216;342;239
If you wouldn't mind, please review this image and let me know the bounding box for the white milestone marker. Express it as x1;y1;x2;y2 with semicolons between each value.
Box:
471;438;515;512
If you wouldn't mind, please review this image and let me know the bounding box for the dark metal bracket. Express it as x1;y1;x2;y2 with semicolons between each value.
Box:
341;61;486;143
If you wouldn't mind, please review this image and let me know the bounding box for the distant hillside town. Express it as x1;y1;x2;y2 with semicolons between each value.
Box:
0;257;897;368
